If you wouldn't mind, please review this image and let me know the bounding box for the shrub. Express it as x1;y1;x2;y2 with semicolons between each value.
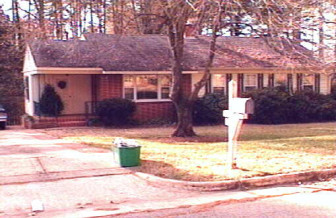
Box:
244;88;336;124
96;98;136;126
39;84;64;116
244;88;290;124
0;97;24;125
193;93;228;125
193;89;336;125
330;88;336;101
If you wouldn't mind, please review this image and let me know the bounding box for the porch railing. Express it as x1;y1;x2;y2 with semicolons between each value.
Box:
34;101;41;116
7;116;21;126
85;101;101;115
85;101;101;124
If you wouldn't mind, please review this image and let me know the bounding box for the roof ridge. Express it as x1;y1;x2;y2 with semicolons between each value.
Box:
195;37;276;67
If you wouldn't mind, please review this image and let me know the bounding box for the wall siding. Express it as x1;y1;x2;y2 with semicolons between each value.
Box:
39;74;92;114
320;74;329;94
191;73;205;97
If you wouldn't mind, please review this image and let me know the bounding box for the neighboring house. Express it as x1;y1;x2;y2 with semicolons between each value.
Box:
22;34;335;128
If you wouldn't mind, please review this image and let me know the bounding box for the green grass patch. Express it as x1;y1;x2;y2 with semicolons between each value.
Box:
42;122;336;181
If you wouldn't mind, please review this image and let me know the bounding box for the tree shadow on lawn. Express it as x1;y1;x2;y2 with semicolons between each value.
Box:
129;160;273;182
156;136;228;144
130;160;206;181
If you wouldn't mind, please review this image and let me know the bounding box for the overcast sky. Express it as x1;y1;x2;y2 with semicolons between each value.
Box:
1;0;30;18
1;1;11;12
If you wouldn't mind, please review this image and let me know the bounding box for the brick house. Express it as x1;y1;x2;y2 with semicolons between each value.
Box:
22;34;334;128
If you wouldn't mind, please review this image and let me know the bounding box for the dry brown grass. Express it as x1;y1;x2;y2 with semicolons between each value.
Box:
41;122;336;181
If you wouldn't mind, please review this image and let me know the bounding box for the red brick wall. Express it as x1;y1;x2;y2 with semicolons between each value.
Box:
23;115;88;129
182;74;192;96
97;75;123;100
95;74;192;122
133;101;176;123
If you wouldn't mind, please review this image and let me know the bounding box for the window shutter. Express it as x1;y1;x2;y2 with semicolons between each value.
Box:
204;75;211;94
226;74;232;95
315;74;320;93
287;74;293;94
238;74;244;96
268;74;274;88
257;74;264;89
297;74;303;91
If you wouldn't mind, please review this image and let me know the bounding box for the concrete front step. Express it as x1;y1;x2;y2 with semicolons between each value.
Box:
28;120;87;129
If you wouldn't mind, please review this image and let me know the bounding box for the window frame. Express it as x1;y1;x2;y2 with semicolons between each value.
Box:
274;74;287;87
244;74;258;91
211;74;226;95
123;75;172;102
302;74;315;91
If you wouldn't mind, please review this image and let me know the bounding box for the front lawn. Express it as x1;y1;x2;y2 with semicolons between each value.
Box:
41;122;336;181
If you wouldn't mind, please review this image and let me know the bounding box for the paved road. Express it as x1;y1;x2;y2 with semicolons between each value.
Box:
113;190;336;218
1;127;336;217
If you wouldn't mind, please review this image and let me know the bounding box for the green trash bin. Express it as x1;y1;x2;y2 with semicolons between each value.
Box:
114;146;141;167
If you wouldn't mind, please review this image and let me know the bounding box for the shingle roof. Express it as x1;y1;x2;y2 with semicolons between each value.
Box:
29;34;320;71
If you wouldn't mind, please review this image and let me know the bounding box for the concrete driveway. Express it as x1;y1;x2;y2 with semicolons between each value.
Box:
0;127;201;217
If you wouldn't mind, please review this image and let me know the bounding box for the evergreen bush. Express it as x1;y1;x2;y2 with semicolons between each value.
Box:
193;93;227;125
243;88;290;124
39;84;64;116
193;88;336;125
96;98;136;126
245;88;336;124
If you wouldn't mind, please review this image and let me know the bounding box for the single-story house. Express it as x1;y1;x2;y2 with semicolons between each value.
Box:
22;34;335;128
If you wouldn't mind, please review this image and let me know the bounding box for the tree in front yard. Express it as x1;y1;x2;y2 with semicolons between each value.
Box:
0;7;24;123
152;0;326;137
39;84;64;116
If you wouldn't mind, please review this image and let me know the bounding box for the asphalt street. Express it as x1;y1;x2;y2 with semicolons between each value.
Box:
112;187;336;218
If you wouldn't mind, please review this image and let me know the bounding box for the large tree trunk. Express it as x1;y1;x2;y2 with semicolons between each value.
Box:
33;0;46;38
12;0;22;41
172;101;196;137
170;53;196;137
167;0;223;137
167;10;197;137
318;6;325;61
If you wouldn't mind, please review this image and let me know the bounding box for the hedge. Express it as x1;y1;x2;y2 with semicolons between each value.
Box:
96;98;136;126
193;88;336;125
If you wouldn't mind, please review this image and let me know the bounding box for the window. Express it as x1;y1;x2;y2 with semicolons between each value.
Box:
303;74;314;91
212;74;226;95
136;75;158;99
274;74;287;87
123;75;172;101
124;76;135;100
244;74;257;91
160;75;171;99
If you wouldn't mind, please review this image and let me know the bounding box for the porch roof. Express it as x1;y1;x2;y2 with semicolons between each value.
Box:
28;34;321;72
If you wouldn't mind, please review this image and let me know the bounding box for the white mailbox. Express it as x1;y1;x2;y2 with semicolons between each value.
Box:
223;80;255;169
230;98;254;115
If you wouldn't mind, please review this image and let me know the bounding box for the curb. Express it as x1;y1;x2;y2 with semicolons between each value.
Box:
134;168;336;191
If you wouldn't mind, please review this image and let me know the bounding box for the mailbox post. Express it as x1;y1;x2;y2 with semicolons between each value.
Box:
223;80;254;169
